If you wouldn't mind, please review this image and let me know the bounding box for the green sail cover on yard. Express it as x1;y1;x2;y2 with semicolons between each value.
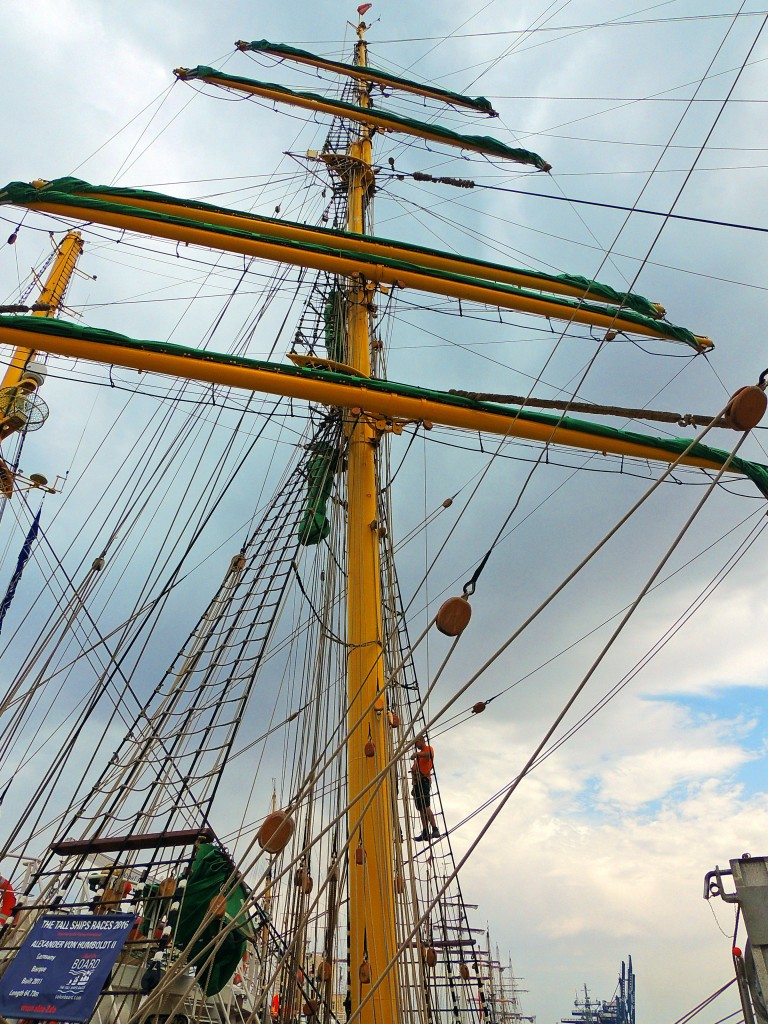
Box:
243;40;496;113
175;67;550;170
0;179;700;343
34;175;664;319
0;317;763;493
174;843;251;995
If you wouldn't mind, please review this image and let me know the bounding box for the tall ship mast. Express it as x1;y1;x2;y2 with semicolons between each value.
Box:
560;960;635;1024
0;7;765;1024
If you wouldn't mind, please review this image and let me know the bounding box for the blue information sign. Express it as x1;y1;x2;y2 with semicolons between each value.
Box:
0;913;136;1022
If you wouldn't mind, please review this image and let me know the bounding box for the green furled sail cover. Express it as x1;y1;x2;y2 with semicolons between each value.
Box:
174;844;251;995
3;317;764;491
324;288;345;363
244;40;496;113
298;445;340;545
0;177;664;320
175;68;550;170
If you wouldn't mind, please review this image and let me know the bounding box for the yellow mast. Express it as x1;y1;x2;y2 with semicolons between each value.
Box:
1;230;83;393
344;17;400;1022
0;231;82;448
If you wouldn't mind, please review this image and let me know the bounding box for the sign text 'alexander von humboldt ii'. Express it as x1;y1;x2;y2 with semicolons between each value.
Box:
0;913;135;1022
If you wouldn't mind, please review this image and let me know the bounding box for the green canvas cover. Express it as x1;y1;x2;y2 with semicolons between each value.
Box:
298;445;340;545
323;288;345;362
0;180;701;346
175;67;549;169
174;843;251;996
0;177;665;319
0;316;764;495
34;178;667;317
243;40;496;113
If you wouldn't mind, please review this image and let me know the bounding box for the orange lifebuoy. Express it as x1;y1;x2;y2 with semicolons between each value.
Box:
0;875;16;926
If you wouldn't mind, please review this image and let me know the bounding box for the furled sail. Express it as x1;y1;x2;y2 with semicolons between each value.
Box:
0;509;40;637
173;844;252;996
0;316;760;492
10;178;667;320
236;39;498;114
0;179;711;349
298;444;340;545
173;66;550;169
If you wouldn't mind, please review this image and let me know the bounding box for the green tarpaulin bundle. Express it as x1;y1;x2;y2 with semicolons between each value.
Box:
298;445;340;545
174;843;252;995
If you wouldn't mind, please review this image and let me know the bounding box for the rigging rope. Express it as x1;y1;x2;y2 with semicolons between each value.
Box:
351;425;753;1023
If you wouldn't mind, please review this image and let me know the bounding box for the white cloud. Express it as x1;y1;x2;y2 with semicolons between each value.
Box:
596;743;754;807
437;692;764;1022
635;580;768;696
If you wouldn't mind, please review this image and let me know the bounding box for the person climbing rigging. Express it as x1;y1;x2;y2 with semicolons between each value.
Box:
411;734;440;841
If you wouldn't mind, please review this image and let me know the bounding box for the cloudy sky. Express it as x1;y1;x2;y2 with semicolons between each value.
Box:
3;2;768;1024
